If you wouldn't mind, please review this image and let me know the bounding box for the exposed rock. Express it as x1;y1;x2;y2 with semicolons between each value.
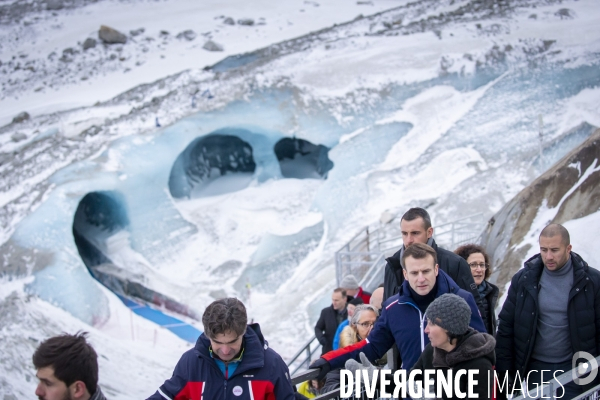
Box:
555;8;575;19
62;47;77;55
11;132;27;142
176;29;196;41
237;18;254;26
203;40;224;52
130;27;145;36
12;112;30;123
98;25;127;44
83;38;97;50
480;128;600;293
223;17;235;25
46;0;63;10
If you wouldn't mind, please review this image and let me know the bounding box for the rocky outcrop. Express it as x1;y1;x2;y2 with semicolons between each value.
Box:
176;29;196;41
203;40;224;52
12;111;30;123
82;37;97;50
237;18;254;26
480;128;600;290
99;25;127;44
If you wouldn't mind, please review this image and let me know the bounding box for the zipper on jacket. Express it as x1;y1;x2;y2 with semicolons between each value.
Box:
419;310;425;351
398;301;426;351
224;380;227;400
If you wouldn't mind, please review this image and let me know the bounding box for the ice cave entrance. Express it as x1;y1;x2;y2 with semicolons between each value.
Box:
274;138;333;179
72;191;130;269
169;134;256;199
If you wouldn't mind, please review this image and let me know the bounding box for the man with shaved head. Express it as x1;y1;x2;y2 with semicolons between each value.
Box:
496;224;600;399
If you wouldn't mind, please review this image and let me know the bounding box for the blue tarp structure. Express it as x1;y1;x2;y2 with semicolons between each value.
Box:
117;295;202;343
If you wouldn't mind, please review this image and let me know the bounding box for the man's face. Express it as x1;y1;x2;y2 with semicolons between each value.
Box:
347;304;356;318
400;218;433;248
345;288;358;297
332;291;347;311
210;330;244;362
35;367;72;400
540;235;572;271
403;254;439;296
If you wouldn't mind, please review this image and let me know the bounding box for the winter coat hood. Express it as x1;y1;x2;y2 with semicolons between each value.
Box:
433;328;496;368
339;325;359;349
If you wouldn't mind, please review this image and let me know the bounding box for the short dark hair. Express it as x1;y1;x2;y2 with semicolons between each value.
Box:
401;207;432;230
455;243;491;280
32;332;98;394
202;298;248;339
401;243;437;269
333;287;347;297
539;223;570;246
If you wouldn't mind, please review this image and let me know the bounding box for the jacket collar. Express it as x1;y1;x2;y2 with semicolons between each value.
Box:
396;269;459;304
523;251;588;281
195;323;266;377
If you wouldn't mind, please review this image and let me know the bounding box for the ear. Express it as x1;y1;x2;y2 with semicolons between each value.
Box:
70;381;89;399
427;227;434;239
402;268;408;281
434;264;439;276
567;244;572;254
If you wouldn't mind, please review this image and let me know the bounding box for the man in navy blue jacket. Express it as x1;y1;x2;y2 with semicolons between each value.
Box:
310;243;485;378
148;298;295;400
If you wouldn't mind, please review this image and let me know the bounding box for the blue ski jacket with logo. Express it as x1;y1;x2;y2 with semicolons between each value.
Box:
147;324;295;400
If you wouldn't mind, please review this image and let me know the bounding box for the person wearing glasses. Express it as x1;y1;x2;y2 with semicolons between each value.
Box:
148;298;296;400
455;244;499;334
322;304;380;393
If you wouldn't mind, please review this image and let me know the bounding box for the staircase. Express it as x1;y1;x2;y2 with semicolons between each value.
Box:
287;212;485;374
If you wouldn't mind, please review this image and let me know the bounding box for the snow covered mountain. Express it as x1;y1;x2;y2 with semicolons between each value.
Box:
2;0;600;397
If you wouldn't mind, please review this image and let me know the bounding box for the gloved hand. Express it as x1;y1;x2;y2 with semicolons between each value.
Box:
309;358;331;381
344;352;378;380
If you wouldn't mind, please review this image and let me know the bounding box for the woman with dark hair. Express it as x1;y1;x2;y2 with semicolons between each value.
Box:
412;294;496;400
455;244;499;334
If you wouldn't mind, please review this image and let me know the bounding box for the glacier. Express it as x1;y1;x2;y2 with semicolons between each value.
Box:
2;0;600;397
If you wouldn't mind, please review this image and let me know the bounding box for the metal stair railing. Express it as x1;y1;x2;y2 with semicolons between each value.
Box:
287;335;321;376
334;212;485;290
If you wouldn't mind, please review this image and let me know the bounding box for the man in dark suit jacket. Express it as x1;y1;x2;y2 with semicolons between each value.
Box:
314;288;348;355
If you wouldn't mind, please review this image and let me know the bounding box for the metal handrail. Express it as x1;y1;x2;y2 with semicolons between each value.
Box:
291;368;320;385
287;335;321;376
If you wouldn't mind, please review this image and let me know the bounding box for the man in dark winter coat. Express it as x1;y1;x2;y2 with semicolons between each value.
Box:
309;243;485;379
33;332;107;400
496;224;600;400
148;298;295;400
315;288;348;355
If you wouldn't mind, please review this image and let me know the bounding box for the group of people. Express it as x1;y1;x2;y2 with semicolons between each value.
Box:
311;207;600;399
31;207;599;400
